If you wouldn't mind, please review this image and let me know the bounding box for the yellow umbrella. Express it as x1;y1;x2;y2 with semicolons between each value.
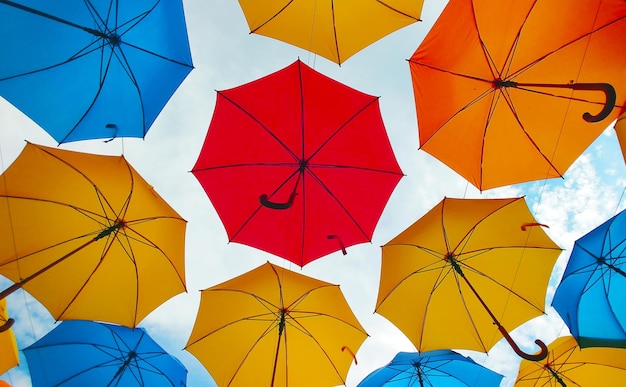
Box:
515;336;626;386
185;261;368;387
375;197;562;361
0;142;187;328
0;299;18;375
235;0;424;65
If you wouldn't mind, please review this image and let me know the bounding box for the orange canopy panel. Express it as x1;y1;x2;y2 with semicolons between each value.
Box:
236;0;424;65
410;0;626;190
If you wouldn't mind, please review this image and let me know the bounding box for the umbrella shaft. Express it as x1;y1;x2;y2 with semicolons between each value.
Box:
0;0;110;39
0;237;96;300
546;365;567;387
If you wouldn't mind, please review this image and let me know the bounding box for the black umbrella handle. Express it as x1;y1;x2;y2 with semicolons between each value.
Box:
0;317;15;332
328;235;347;255
497;325;548;361
259;192;297;210
571;83;616;123
513;81;617;123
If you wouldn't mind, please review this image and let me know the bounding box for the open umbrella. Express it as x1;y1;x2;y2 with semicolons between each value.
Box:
409;0;626;190
192;59;404;267
235;1;423;65
0;299;18;376
23;320;187;386
0;142;187;329
514;335;626;386
375;197;562;361
0;0;193;144
552;209;626;348
357;350;503;387
185;261;368;387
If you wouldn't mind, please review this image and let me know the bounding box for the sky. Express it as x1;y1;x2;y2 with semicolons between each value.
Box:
1;1;626;386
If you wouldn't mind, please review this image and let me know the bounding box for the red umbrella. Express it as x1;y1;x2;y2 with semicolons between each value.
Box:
192;60;403;266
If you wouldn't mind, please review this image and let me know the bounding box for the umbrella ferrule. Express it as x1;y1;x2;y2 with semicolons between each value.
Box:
493;79;517;89
545;364;567;387
95;220;125;240
278;308;287;336
446;253;464;276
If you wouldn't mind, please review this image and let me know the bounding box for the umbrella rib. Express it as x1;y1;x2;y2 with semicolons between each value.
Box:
29;342;128;386
377;1;421;21
224;314;282;386
247;0;293;34
218;92;299;161
449;267;491;353
507;13;626;80
281;312;351;384
302;168;368;241
306;97;380;161
455;249;549;314
0;40;104;82
54;228;124;321
228;168;302;243
192;161;299;173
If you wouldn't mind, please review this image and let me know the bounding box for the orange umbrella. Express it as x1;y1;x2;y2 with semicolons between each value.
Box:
410;0;626;190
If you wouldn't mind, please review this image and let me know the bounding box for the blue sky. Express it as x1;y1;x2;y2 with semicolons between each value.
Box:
1;1;626;386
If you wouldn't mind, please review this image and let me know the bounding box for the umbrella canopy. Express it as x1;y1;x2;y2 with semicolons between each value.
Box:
0;299;18;376
409;0;626;190
0;0;193;144
357;350;503;387
24;320;187;386
552;209;626;348
375;197;562;360
236;0;424;65
0;142;187;328
192;59;404;267
185;261;368;387
514;335;626;386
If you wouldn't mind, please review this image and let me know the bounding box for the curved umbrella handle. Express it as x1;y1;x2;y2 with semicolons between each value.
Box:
341;346;358;364
497;325;548;361
259;192;297;210
521;222;549;231
327;235;347;255
571;82;616;123
0;317;15;333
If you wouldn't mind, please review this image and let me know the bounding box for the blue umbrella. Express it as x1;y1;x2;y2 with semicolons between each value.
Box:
552;209;626;348
357;350;503;387
0;0;193;144
23;320;187;386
